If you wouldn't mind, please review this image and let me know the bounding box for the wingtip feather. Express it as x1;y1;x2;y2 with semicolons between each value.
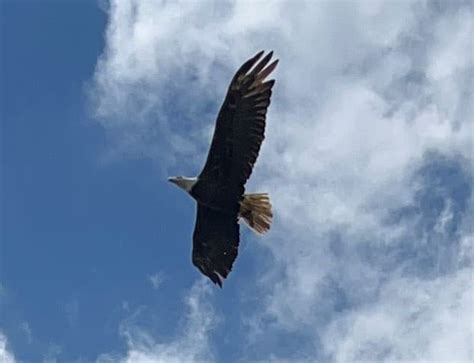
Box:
250;51;274;76
254;50;265;59
258;59;279;81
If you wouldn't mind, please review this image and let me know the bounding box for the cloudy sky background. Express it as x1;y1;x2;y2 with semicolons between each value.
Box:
1;0;472;362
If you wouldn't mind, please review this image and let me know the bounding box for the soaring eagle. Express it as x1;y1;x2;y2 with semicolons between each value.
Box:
168;51;278;287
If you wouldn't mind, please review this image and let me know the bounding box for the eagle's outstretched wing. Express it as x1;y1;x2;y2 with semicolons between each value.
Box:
192;204;239;287
192;51;277;286
197;51;278;200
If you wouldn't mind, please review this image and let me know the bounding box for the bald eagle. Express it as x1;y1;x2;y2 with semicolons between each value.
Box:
168;51;278;287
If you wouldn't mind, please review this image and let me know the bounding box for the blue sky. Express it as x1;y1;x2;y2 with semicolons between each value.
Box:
1;1;472;362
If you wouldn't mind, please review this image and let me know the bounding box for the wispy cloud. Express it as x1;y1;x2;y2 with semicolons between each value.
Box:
43;343;62;363
64;299;79;327
0;331;16;363
96;280;217;363
147;272;165;290
91;0;473;361
323;269;472;362
20;321;32;345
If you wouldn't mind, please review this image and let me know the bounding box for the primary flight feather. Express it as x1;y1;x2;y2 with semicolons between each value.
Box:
168;51;278;287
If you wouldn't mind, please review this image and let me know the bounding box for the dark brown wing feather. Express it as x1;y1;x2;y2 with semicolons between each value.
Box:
197;51;278;200
192;204;239;287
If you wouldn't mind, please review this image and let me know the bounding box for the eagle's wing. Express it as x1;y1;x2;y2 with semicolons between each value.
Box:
192;204;240;287
198;51;278;199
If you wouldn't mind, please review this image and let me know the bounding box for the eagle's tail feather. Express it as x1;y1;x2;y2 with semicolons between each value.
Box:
239;193;272;235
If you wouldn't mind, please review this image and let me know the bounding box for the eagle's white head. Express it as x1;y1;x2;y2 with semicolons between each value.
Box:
168;176;197;192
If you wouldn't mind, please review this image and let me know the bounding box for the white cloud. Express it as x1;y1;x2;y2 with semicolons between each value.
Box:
0;331;16;363
96;280;217;363
43;343;62;363
92;0;473;361
323;269;473;362
147;273;165;290
20;321;32;345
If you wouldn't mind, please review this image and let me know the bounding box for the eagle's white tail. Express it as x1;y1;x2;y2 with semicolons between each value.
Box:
239;193;273;235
